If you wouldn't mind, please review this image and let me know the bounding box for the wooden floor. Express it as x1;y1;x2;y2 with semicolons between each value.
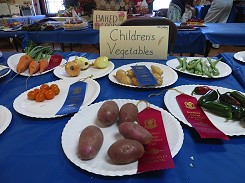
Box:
1;38;244;57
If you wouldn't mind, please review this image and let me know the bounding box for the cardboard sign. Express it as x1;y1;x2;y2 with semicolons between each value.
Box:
100;26;169;59
93;10;127;30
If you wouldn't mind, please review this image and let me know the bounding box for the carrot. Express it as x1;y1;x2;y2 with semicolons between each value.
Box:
29;60;40;76
16;54;32;73
39;59;49;73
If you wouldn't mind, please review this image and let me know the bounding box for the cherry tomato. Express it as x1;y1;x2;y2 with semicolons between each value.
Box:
40;84;50;91
33;88;40;95
44;90;55;100
50;84;58;89
35;93;45;102
51;87;60;95
27;90;36;100
39;88;47;94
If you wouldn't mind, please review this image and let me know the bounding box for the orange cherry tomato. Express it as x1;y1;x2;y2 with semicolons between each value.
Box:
51;86;60;95
33;88;40;95
39;88;47;94
27;90;36;100
50;84;58;89
44;90;55;100
40;84;50;91
35;93;45;102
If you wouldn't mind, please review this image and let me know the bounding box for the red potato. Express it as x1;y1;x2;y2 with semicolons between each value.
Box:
77;125;104;160
119;122;153;145
108;139;144;164
97;101;119;126
119;103;138;124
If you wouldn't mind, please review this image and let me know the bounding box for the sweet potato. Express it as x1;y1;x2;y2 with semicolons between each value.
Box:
119;103;138;124
119;122;152;145
107;139;144;164
97;101;119;126
77;125;104;160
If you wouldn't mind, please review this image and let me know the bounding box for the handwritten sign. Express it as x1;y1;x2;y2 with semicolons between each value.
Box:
93;10;127;30
100;26;169;59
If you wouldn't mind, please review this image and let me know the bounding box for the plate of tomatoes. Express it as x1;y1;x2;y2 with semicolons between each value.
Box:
13;78;100;118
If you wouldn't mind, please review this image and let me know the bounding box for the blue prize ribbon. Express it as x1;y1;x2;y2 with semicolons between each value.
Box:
131;65;157;86
56;81;87;115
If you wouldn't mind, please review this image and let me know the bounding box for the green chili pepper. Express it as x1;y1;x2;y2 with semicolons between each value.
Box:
217;90;241;107
229;91;245;107
230;105;245;120
198;90;218;106
201;101;232;119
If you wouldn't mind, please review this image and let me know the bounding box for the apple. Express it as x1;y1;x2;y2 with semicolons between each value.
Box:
93;56;110;69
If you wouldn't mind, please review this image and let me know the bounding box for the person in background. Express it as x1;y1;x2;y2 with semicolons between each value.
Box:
167;0;195;23
204;0;233;23
204;0;233;48
181;4;196;22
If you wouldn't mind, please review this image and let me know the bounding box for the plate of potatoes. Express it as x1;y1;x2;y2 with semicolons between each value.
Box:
108;62;178;88
61;99;184;176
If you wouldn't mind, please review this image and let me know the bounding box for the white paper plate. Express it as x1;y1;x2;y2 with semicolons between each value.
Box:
108;62;178;88
164;84;245;136
61;99;184;176
53;56;115;80
234;51;245;63
7;53;66;76
0;105;12;134
13;78;100;118
166;57;232;78
0;65;11;78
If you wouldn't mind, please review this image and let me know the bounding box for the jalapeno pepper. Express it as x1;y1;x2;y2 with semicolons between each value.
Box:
217;90;241;107
198;90;218;106
191;86;212;95
201;101;232;119
229;91;245;107
230;105;245;120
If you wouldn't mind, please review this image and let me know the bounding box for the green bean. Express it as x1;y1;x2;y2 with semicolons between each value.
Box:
176;57;183;69
201;61;213;78
187;58;202;69
181;58;187;71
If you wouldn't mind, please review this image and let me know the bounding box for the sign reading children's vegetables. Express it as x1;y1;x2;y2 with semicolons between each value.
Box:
100;26;169;59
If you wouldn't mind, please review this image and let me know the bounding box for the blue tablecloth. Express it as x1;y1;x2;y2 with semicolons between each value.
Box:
0;30;26;38
199;23;245;45
0;52;245;183
216;52;245;89
175;29;205;55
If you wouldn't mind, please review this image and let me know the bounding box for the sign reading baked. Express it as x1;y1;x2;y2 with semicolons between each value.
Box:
93;10;127;30
100;26;169;59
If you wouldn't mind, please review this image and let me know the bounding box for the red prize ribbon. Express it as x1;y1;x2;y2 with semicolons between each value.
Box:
45;54;62;71
137;107;175;173
176;94;229;140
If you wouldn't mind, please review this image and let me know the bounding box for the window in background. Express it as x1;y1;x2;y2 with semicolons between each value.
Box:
153;0;171;10
45;0;65;14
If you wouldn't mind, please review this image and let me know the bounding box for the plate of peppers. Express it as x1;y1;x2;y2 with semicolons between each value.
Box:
164;85;245;136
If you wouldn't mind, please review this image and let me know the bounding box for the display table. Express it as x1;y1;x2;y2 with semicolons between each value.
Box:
199;23;245;56
0;52;245;183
